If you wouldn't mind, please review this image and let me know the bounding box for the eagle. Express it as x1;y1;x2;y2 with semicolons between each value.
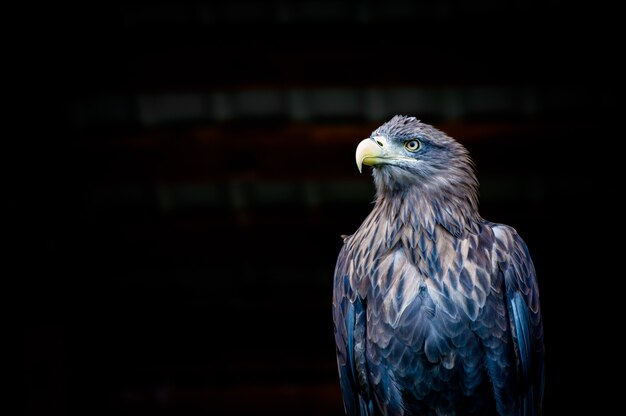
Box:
332;116;544;416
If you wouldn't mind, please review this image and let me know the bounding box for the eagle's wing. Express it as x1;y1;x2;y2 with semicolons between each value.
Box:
493;224;545;415
332;241;374;416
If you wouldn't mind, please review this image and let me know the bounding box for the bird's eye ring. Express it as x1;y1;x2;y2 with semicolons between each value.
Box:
404;140;420;152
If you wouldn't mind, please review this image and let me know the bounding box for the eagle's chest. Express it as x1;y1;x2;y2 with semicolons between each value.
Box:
352;233;466;321
359;248;493;411
360;246;458;342
352;227;493;330
354;237;493;371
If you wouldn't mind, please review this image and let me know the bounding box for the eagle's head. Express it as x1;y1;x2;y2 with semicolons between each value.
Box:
356;115;479;203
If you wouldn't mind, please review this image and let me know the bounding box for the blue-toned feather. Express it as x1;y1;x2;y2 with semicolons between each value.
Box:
510;292;531;380
459;268;473;293
345;297;356;375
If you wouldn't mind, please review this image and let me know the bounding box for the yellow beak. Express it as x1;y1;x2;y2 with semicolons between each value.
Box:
355;138;385;173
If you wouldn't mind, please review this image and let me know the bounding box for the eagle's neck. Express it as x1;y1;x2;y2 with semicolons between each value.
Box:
380;185;480;236
349;183;481;263
346;185;481;296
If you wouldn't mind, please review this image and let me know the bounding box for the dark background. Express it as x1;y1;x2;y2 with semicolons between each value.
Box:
20;2;617;415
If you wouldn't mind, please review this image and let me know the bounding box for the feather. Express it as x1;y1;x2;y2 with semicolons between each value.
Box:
510;292;531;380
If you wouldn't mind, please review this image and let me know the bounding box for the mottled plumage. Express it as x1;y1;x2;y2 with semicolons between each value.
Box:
333;116;544;416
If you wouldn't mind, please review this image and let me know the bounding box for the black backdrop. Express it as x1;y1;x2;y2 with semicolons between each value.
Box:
20;2;617;415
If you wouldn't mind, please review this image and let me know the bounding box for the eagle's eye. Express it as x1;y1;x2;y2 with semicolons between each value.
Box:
404;140;420;152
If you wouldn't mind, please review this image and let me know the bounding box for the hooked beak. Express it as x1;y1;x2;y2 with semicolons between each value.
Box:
355;138;385;173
